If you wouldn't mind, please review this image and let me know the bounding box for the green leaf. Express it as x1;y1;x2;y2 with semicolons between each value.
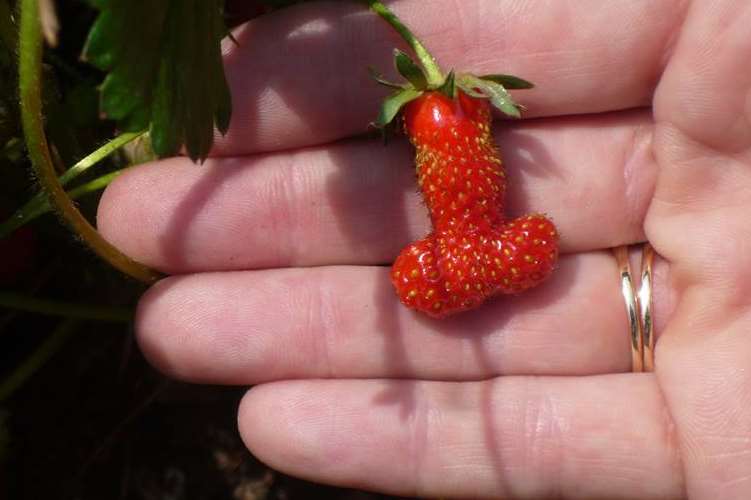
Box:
376;87;422;127
393;49;426;89
368;66;403;89
457;85;486;99
437;70;456;98
479;73;534;89
82;0;232;162
458;74;521;118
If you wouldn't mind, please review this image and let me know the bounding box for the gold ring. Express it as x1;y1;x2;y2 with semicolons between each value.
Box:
638;243;655;372
614;246;644;372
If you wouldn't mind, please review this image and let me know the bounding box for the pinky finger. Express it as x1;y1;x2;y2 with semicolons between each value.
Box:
238;375;684;499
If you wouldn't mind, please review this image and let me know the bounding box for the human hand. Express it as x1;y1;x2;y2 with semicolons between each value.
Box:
97;1;751;498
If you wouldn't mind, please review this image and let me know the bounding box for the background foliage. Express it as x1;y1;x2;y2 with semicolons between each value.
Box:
0;0;403;498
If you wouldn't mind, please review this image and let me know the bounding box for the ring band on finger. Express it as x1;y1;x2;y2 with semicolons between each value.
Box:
614;243;656;373
638;243;655;372
614;246;644;372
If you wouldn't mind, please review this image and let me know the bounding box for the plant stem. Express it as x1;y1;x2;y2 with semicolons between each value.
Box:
0;319;79;402
22;169;125;224
0;132;140;238
67;170;123;199
59;132;141;186
364;0;444;86
17;0;161;284
0;291;133;321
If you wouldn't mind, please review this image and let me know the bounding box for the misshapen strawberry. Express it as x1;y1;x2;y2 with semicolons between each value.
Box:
367;1;559;317
392;91;557;317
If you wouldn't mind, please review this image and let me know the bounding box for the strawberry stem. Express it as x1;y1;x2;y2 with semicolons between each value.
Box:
18;0;161;284
365;0;444;87
0;132;141;239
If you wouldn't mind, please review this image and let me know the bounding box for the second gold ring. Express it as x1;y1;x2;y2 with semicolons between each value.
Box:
614;244;655;372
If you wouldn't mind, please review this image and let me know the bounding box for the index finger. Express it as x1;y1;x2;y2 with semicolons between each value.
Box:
214;0;686;156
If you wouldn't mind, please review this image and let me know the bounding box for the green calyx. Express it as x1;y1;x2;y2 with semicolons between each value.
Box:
456;73;532;119
366;0;534;128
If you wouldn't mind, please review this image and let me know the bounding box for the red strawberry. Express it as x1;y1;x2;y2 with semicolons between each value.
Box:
367;0;559;317
391;91;558;317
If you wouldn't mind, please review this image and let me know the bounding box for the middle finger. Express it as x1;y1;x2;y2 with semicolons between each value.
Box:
98;110;656;273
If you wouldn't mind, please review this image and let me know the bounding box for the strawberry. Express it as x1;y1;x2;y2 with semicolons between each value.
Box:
391;91;558;317
367;0;559;317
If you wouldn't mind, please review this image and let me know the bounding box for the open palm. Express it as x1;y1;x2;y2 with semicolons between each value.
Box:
98;1;751;498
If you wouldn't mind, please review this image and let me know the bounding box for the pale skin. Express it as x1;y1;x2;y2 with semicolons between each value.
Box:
96;1;751;498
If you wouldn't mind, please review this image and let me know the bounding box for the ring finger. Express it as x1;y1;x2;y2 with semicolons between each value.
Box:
135;250;674;384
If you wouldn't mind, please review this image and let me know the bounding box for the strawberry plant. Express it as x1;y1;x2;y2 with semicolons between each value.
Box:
82;0;231;162
2;1;248;495
1;0;313;403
